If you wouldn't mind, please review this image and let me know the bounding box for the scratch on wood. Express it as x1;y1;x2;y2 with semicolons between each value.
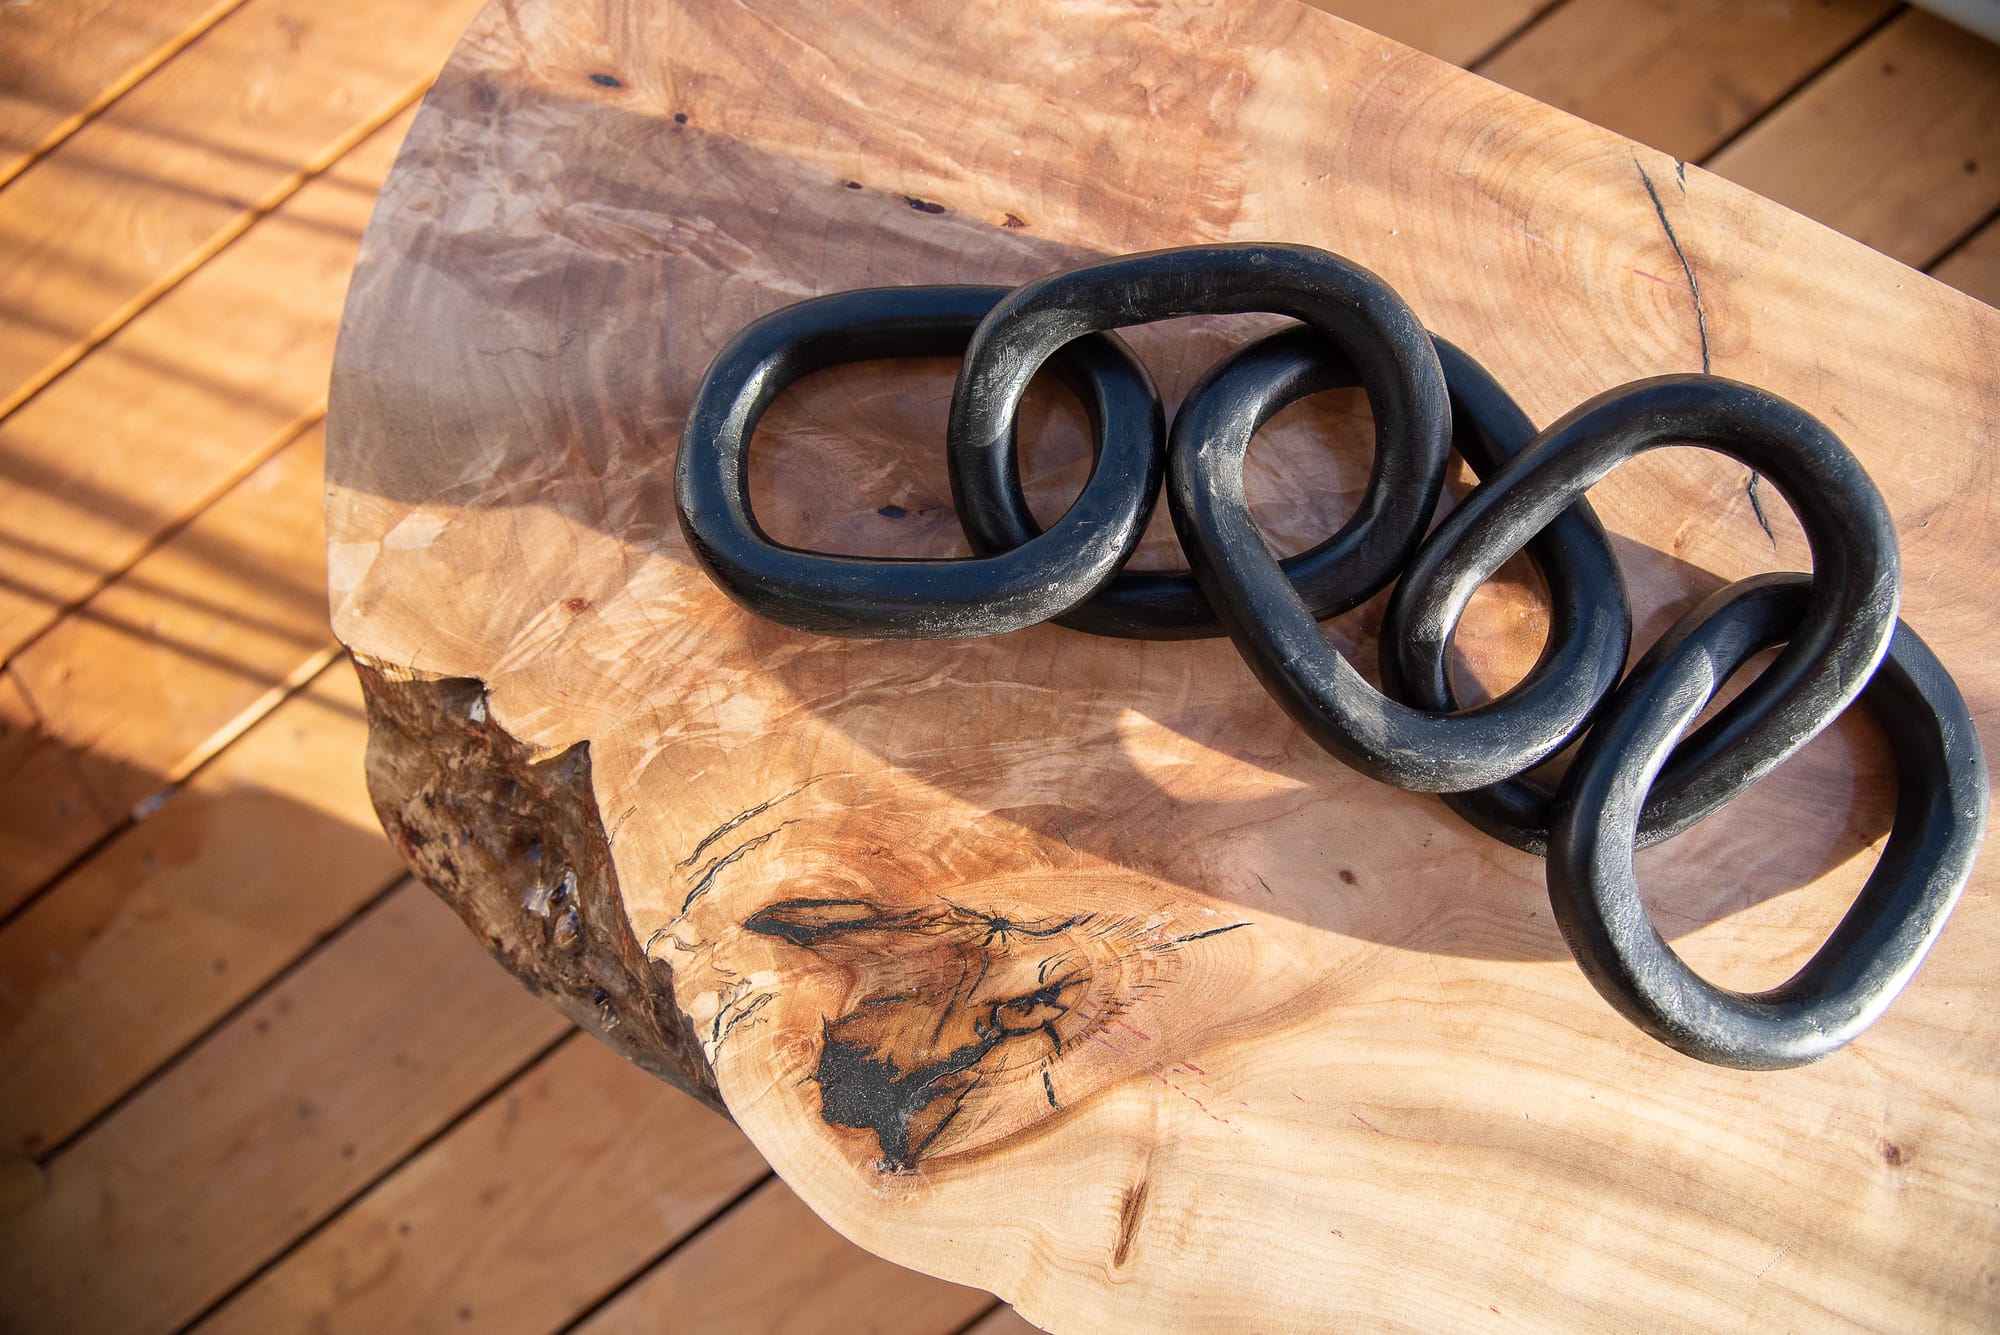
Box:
1164;921;1251;947
1637;158;1775;545
1757;1242;1792;1278
1744;473;1776;545
1113;1179;1149;1267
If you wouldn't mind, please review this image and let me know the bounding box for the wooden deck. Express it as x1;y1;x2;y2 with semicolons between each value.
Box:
0;2;1994;1332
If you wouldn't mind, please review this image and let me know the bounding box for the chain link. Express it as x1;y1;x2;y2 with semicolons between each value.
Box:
674;243;1987;1069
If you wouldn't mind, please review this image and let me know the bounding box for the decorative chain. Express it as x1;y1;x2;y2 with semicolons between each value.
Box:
674;242;1988;1070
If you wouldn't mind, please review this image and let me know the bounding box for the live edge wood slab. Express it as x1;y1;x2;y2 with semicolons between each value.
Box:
327;1;2000;1329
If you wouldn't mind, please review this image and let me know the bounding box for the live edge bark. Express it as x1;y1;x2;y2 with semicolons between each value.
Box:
354;657;724;1113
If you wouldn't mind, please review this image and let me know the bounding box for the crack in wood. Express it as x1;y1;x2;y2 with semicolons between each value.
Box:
1637;157;1777;545
1635;157;1709;374
677;778;822;869
681;822;798;914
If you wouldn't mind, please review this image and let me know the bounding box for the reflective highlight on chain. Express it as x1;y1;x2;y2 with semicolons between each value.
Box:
675;243;1987;1070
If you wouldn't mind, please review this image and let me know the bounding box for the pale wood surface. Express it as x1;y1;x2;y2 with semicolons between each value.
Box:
2;0;1996;1332
325;0;2000;1331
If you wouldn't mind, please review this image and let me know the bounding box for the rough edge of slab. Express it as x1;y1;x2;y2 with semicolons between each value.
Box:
353;655;724;1113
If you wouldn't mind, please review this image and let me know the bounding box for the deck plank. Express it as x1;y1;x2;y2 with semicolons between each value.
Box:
0;0;485;418
0;425;336;913
1305;0;1557;65
0;0;246;187
1476;0;1896;161
191;1034;768;1335
0;104;416;665
1931;215;2000;306
1706;9;2000;266
0;883;570;1335
0;661;403;1157
572;1178;995;1335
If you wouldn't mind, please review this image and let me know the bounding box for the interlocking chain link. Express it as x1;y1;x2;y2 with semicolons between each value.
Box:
674;243;1988;1069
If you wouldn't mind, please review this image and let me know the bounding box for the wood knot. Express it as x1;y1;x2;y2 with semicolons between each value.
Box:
740;893;1250;1171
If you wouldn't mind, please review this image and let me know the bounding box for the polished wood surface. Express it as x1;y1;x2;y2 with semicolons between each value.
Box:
1;0;1996;1331
325;1;2000;1331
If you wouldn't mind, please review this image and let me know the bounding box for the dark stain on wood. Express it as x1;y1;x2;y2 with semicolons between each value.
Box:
745;898;1091;1171
746;896;1251;1171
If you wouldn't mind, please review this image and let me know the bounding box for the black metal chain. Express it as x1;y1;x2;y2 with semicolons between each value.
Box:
674;242;1988;1070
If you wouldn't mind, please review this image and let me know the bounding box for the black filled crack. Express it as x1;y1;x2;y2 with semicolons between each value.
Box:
1637;158;1774;545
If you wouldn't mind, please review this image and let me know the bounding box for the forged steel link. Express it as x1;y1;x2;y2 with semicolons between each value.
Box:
674;242;1988;1070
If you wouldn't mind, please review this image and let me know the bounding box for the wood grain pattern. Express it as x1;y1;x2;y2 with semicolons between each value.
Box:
192;1033;767;1335
572;1177;993;1335
311;0;1994;1330
0;0;484;417
0;884;569;1335
0;104;416;664
1706;8;2000;266
0;661;402;1157
0;0;244;186
0;425;335;912
1477;0;1896;161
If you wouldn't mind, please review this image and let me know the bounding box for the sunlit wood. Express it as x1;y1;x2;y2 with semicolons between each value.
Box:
329;1;2000;1329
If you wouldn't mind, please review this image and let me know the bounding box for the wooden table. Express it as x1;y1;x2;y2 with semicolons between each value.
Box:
327;0;2000;1329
